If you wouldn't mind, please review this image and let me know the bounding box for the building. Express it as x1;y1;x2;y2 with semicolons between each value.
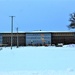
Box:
0;31;75;46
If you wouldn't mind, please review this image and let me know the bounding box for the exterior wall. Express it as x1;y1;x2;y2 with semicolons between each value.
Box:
26;33;51;46
2;33;26;46
18;35;26;46
0;34;2;46
51;32;75;45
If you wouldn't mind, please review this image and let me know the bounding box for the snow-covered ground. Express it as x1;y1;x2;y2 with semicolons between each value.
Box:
0;45;75;75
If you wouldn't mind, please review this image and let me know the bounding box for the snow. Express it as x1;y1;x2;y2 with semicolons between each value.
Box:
1;30;75;33
0;46;75;75
25;31;75;33
63;44;75;47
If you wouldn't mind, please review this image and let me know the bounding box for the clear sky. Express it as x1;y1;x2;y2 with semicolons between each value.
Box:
0;0;75;32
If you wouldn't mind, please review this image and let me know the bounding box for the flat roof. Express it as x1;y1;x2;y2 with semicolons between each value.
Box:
0;30;75;33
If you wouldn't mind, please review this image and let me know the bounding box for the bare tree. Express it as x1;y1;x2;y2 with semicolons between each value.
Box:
68;12;75;29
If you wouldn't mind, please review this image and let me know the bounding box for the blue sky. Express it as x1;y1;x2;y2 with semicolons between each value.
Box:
0;0;75;32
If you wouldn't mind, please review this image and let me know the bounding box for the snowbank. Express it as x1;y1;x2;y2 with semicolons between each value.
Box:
63;44;75;47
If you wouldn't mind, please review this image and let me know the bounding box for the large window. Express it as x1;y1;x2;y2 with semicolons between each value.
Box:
26;33;51;46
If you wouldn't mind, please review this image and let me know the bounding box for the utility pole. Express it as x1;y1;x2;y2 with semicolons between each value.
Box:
10;16;15;49
16;27;19;48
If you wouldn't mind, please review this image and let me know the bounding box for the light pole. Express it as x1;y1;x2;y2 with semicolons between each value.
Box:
16;27;19;48
10;16;15;49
